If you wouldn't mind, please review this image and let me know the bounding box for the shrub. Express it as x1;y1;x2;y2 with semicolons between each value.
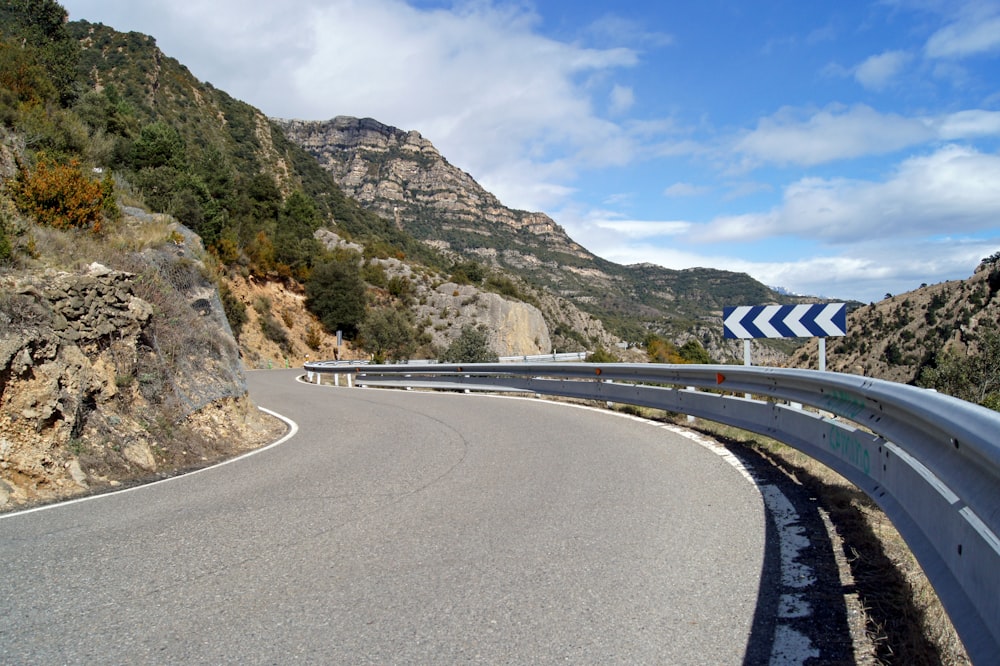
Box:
304;324;323;351
9;153;116;232
439;325;498;363
679;339;711;364
387;275;411;299
0;206;13;264
259;312;291;354
586;347;618;363
361;261;388;287
918;328;1000;411
219;283;247;340
646;334;683;364
450;260;485;284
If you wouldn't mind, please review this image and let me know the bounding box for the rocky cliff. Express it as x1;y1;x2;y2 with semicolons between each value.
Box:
276;116;590;261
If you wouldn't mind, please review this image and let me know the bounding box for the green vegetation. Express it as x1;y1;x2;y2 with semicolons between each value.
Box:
645;334;712;364
304;257;367;338
219;281;247;340
358;307;418;362
918;328;1000;411
439;325;498;363
585;347;618;363
0;3;450;283
450;259;486;285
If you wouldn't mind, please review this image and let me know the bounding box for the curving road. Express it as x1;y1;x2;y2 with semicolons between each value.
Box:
0;369;769;664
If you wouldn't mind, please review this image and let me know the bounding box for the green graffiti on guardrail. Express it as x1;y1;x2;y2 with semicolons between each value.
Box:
828;425;871;475
823;389;867;419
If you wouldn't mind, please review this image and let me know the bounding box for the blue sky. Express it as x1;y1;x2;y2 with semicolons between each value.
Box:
60;0;1000;302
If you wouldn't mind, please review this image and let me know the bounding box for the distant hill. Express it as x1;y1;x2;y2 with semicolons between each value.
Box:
276;116;823;356
795;256;1000;397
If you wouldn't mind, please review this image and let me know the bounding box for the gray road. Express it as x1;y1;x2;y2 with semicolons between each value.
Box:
0;369;767;664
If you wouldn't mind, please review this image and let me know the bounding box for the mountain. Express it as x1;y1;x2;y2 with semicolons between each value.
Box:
275;116;818;353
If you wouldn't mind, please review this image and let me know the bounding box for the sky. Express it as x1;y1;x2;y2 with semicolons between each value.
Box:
59;0;1000;303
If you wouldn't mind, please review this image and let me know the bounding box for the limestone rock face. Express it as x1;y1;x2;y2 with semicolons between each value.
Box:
414;282;551;357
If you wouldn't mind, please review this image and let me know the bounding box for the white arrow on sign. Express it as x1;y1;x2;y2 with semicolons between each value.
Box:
784;304;815;337
815;304;846;336
753;305;782;338
723;306;754;338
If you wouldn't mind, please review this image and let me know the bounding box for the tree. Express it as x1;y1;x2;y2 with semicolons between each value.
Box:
359;307;417;362
274;190;322;279
304;257;367;338
0;0;79;105
679;339;711;364
586;347;618;363
918;328;1000;411
440;325;498;363
128;121;185;170
450;259;485;285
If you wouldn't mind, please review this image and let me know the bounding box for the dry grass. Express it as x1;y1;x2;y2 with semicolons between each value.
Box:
17;209;180;272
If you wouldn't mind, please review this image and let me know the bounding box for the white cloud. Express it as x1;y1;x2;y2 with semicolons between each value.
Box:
593;219;693;238
703;144;1000;243
664;182;709;197
854;50;911;90
750;237;998;302
609;85;636;115
935;110;1000;138
585;235;997;303
925;7;1000;58
733;105;931;167
585;14;674;48
732;105;1000;168
275;0;641;211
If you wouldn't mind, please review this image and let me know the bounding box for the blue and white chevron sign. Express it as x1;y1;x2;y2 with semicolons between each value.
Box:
723;303;847;339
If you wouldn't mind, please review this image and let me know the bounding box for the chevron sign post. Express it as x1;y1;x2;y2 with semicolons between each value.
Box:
723;303;847;370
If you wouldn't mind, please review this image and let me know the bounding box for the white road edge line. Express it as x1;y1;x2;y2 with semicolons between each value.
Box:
0;407;298;520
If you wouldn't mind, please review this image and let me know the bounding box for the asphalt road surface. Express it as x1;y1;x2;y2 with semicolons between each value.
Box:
0;369;769;664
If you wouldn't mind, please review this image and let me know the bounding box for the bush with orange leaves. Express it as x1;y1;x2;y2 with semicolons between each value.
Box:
9;153;118;233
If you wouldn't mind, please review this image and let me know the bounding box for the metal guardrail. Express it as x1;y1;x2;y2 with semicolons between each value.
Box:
498;351;588;363
301;361;1000;663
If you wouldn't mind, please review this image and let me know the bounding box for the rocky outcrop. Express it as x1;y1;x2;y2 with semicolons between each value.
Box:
9;263;154;346
313;227;628;357
276;116;591;260
414;281;551;356
0;220;277;510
